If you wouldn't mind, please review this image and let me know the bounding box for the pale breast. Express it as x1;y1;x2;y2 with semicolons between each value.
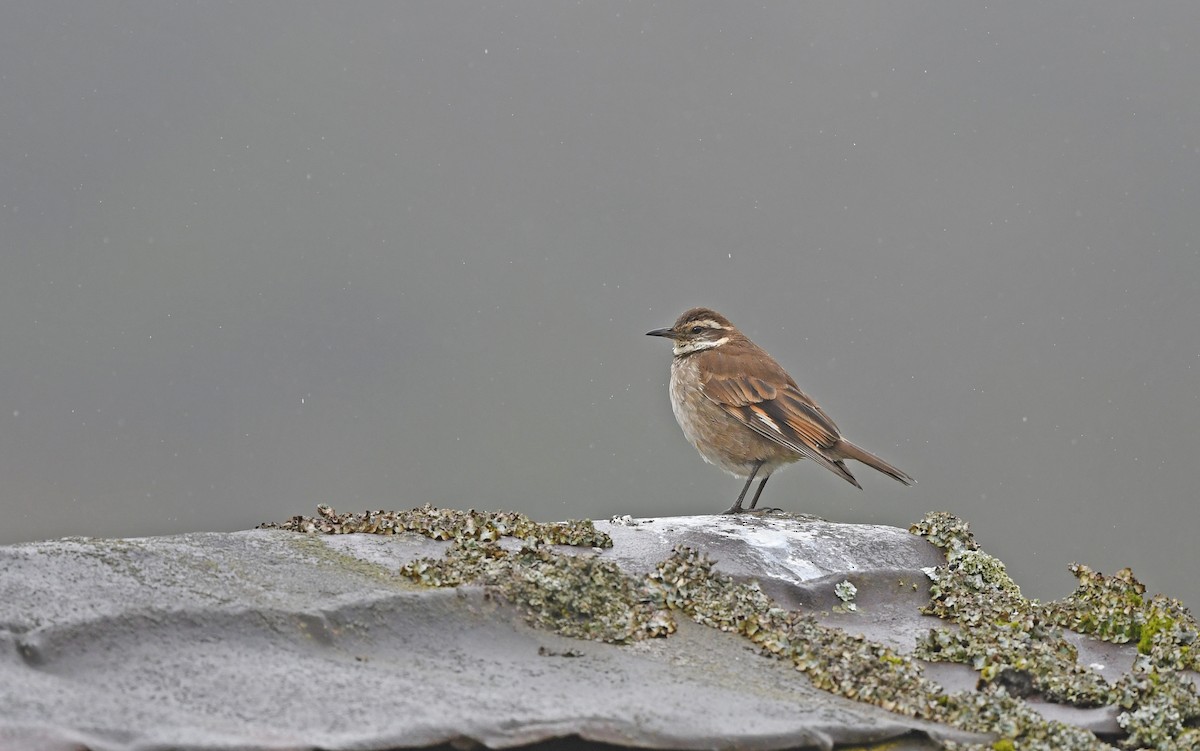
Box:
668;356;800;479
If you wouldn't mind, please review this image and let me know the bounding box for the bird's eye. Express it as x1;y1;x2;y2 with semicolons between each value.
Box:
690;325;704;334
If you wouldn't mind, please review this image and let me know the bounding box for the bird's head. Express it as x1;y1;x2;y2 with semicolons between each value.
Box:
646;307;736;356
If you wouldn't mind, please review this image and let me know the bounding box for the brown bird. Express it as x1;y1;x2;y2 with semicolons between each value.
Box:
647;307;913;514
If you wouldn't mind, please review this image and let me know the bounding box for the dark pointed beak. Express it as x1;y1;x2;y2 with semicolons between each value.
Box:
646;327;675;338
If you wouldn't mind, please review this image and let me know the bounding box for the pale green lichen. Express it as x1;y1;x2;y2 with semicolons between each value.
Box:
911;511;1200;751
398;537;1104;749
835;579;859;612
400;539;674;642
263;506;1200;751
1041;563;1200;750
911;514;1112;708
258;504;612;548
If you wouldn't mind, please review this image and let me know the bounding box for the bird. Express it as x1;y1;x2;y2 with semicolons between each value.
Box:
646;307;913;514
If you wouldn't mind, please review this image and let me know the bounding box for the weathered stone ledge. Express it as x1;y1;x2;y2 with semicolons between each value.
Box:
1;508;1196;751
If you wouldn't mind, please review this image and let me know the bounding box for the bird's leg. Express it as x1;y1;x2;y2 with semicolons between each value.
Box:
747;476;771;510
721;461;763;514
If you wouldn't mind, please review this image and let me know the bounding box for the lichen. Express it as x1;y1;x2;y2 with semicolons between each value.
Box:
399;538;674;642
910;515;1112;708
835;579;859;612
262;506;1200;751
1043;564;1147;645
911;511;1200;750
1040;563;1200;749
398;537;1108;749
258;504;612;548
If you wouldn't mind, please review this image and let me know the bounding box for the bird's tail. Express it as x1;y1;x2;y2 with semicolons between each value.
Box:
835;440;915;486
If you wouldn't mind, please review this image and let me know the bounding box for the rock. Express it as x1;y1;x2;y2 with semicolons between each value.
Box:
4;509;1195;751
0;512;980;751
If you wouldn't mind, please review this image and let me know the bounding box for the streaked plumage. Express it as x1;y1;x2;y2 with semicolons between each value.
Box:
647;307;913;514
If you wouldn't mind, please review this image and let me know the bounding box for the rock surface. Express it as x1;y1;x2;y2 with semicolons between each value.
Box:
0;514;1062;750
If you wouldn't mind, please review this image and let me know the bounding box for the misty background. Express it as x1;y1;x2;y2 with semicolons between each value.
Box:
2;3;1197;609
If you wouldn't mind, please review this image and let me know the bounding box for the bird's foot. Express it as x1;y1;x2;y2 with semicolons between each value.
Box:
721;504;783;515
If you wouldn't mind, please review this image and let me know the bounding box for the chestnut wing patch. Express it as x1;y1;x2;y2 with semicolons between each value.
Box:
704;375;777;406
702;376;860;487
769;388;841;449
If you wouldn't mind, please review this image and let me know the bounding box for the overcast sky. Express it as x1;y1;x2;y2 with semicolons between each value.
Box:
2;2;1197;608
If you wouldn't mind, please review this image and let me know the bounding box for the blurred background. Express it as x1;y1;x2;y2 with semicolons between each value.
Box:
2;2;1197;609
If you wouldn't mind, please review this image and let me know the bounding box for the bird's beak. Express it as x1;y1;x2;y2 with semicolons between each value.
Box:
646;327;675;338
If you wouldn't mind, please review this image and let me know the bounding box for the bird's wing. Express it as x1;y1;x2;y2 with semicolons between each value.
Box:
700;352;861;487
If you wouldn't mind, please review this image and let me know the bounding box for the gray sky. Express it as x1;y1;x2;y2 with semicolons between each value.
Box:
2;2;1197;608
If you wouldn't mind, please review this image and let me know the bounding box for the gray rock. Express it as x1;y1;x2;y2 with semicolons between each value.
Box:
0;514;991;751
